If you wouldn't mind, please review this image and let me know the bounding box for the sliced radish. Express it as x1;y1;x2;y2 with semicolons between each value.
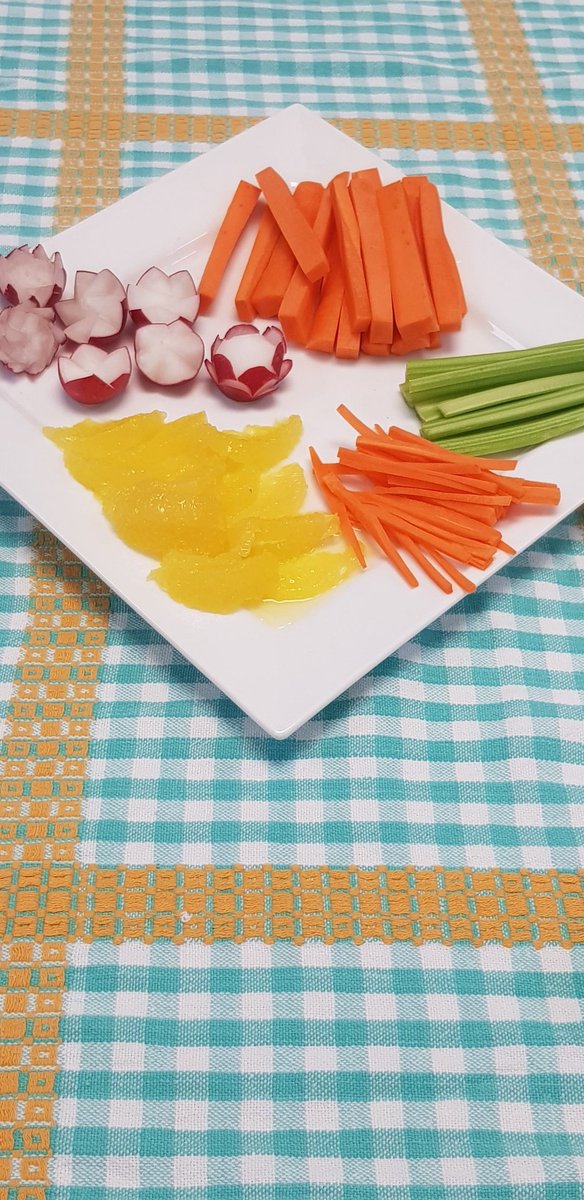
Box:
55;269;127;344
127;266;200;327
0;244;66;307
134;320;204;386
0;302;66;375
58;345;132;405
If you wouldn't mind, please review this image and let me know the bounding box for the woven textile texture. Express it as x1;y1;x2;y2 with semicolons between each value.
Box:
0;0;583;1197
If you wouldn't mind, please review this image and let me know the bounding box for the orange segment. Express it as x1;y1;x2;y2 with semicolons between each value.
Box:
152;551;280;614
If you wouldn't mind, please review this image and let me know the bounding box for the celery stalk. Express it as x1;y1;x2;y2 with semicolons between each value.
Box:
404;338;584;402
438;404;584;456
423;383;584;440
437;371;584;418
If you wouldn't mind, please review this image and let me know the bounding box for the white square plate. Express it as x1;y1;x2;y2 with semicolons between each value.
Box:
2;105;584;737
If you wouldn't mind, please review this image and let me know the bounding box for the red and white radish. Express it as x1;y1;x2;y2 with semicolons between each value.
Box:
127;266;199;327
0;302;66;375
134;320;204;386
58;345;132;406
205;323;292;402
0;244;66;307
55;269;127;344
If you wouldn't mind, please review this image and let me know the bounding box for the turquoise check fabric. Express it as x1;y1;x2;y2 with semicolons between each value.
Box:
0;0;584;1198
52;943;584;1197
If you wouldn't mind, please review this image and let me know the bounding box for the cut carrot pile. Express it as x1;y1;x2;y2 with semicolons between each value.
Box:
207;168;465;358
310;408;561;594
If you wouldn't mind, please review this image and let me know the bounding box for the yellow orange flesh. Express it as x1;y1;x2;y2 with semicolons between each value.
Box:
44;413;357;613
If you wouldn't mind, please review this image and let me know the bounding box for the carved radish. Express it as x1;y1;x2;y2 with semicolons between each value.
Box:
134;320;204;386
0;303;66;374
58;345;132;405
55;269;127;345
0;244;66;307
127;266;199;327
205;324;292;402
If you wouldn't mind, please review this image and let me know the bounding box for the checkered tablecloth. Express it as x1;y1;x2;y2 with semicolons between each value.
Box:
1;2;584;1198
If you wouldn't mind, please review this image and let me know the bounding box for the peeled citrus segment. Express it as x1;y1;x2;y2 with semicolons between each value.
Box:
243;463;307;519
101;480;227;559
268;547;358;602
44;410;165;453
230;513;340;560
152;550;279;613
211;414;302;471
219;466;260;518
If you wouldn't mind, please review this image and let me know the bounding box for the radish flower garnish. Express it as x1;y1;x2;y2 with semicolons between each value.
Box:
205;323;292;402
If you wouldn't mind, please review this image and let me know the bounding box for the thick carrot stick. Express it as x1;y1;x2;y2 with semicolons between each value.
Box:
279;185;336;345
378;182;439;340
390;333;431;355
306;232;344;353
349;169;393;344
418;177;467;330
330;173;371;333
252;182;324;318
235;206;280;320
402;176;426;253
198;180;261;314
256;167;329;283
335;297;361;359
361;339;391;356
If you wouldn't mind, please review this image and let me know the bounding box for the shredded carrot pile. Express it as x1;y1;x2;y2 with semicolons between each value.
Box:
310;407;561;594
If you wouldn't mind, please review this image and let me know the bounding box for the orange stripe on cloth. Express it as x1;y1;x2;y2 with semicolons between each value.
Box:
54;0;125;230
462;0;584;288
2;108;584;155
2;865;583;949
0;530;109;1194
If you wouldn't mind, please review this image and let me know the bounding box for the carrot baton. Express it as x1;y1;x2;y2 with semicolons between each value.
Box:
349;169;393;344
361;339;391;356
335;297;361;360
378;182;439;341
198;179;260;314
252;182;324;318
306;231;344;354
256;167;329;283
330;173;371;333
279;184;336;346
234;205;280;321
418;177;467;330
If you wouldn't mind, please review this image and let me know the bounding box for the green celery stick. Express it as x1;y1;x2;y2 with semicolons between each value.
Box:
413;401;442;423
437;371;584;418
399;384;415;408
405;337;584;378
404;339;584;402
423;383;584;440
438;404;584;456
